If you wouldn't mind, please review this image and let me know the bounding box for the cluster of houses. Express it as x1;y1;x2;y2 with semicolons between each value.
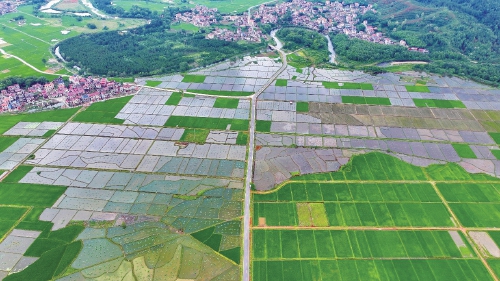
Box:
174;5;219;27
0;0;22;15
175;0;428;52
0;76;138;113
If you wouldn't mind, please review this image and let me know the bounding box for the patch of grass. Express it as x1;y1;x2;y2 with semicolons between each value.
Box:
145;80;162;87
25;239;66;257
405;85;431;92
42;130;57;138
0;206;28;221
213;98;239;109
165;92;183;105
180;128;210;144
73;96;132;124
275;79;288;87
0;137;19;152
413;99;466;108
287;53;310;69
492;150;500;160
452;144;477;159
236;132;249;145
296;102;309;112
256;120;272;132
342;96;391;105
220;247;240;264
489;132;500;144
2;166;34;183
182;75;206;83
165;116;249;131
322;82;373;90
0;183;66;207
416;79;427;85
187;89;254;96
0;108;79;134
296;68;303;74
292;76;297;80
171;22;200;32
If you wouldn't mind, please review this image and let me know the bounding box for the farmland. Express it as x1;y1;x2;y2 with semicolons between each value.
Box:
252;152;500;280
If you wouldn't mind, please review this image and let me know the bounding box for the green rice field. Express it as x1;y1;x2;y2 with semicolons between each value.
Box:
341;96;391;105
406;85;431;92
452;143;477;158
251;152;500;280
73;96;133;124
182;75;206;83
413;99;466;108
165;116;249;131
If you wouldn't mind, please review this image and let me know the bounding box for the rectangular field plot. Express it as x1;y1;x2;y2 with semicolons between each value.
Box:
438;183;500;202
252;230;472;259
341;96;391;106
165;116;249;131
413;99;466;108
252;259;492;281
452;143;477;159
254;202;453;227
405;85;431;92
254;182;441;203
450;203;500;227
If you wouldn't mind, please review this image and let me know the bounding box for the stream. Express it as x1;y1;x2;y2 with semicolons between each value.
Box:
324;34;337;64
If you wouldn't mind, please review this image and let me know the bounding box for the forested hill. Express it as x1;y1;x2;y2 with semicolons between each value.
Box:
57;12;264;77
413;0;500;40
330;0;500;86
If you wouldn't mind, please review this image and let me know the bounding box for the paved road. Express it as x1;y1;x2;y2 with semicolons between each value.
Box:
242;33;287;281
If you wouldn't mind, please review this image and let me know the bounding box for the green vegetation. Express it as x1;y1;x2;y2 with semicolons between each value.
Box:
254;229;471;258
180;128;210;144
277;28;329;68
213;98;239;109
0;137;19;153
5;239;82;281
322;82;373;90
406;85;431;93
452;144;477;159
42;130;57;138
275;79;288;87
236;132;249;145
165;92;183;106
0;108;79;134
253;259;490;280
492;150;500;160
0;183;66;207
171;22;200;32
182;75;206;83
489;133;500;144
2;166;34;183
145;80;162;87
256;120;272;132
73;96;132;124
342;96;391;106
414;98;466;108
296;102;309;113
0;206;29;238
58;16;263;77
165;116;249;131
187;89;254;96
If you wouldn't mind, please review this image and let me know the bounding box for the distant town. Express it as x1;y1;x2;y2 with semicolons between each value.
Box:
175;0;428;52
0;76;138;113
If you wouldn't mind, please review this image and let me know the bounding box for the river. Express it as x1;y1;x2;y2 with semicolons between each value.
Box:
324;34;337;64
270;29;283;50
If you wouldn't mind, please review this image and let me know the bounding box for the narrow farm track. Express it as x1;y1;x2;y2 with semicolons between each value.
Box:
0;49;69;77
242;33;287;281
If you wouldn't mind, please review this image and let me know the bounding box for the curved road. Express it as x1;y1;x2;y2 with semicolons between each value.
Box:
0;49;70;77
242;31;287;281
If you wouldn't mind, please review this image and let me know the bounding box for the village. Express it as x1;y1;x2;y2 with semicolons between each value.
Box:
175;0;428;52
0;0;23;16
0;76;138;113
